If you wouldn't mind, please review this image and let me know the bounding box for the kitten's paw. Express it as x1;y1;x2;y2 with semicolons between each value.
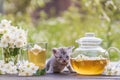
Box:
70;70;76;73
46;71;53;73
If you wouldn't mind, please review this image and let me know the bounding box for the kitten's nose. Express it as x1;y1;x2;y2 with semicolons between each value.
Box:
63;60;66;63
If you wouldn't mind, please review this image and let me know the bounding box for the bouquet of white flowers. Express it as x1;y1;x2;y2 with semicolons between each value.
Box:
0;19;27;64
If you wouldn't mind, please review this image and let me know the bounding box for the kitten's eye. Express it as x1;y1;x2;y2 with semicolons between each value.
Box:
66;56;69;58
59;56;62;59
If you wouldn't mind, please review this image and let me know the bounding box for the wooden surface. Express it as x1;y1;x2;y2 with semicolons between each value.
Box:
0;72;120;80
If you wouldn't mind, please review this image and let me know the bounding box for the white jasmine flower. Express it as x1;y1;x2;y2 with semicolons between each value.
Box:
0;39;9;48
2;33;11;40
4;61;18;74
0;29;6;34
0;60;6;74
104;62;120;75
26;62;39;73
18;61;39;76
31;65;39;72
0;19;11;28
8;26;18;32
7;66;18;74
15;39;24;48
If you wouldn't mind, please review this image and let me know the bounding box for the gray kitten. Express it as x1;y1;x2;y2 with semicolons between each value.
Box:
46;46;74;73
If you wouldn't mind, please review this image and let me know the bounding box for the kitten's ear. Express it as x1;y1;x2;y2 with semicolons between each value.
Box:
67;46;74;50
66;46;74;53
52;48;59;57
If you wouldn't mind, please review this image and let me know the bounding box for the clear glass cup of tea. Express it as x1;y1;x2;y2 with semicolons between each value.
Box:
27;42;47;75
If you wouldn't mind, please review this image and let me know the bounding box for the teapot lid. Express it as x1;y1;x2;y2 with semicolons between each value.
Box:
76;33;102;45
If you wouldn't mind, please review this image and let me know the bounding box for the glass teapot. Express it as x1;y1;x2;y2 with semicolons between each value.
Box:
70;33;109;75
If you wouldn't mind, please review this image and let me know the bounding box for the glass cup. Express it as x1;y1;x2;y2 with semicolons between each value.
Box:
27;42;47;75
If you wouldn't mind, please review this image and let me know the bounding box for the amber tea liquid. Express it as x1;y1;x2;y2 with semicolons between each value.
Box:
28;50;46;70
70;59;108;75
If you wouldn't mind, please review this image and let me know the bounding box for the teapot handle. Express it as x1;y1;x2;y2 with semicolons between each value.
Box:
106;47;120;60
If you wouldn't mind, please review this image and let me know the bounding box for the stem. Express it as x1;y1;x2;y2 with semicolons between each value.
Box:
3;48;10;63
3;48;20;64
14;55;18;64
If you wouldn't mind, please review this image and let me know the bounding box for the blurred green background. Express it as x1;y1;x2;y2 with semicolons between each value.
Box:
0;0;120;60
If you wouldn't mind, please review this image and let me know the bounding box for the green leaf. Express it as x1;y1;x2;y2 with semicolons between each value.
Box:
35;68;46;76
12;48;20;56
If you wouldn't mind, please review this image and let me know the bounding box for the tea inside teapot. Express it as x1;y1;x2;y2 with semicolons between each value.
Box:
70;54;108;75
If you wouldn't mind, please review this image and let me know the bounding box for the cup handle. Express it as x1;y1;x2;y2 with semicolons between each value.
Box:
106;47;120;60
